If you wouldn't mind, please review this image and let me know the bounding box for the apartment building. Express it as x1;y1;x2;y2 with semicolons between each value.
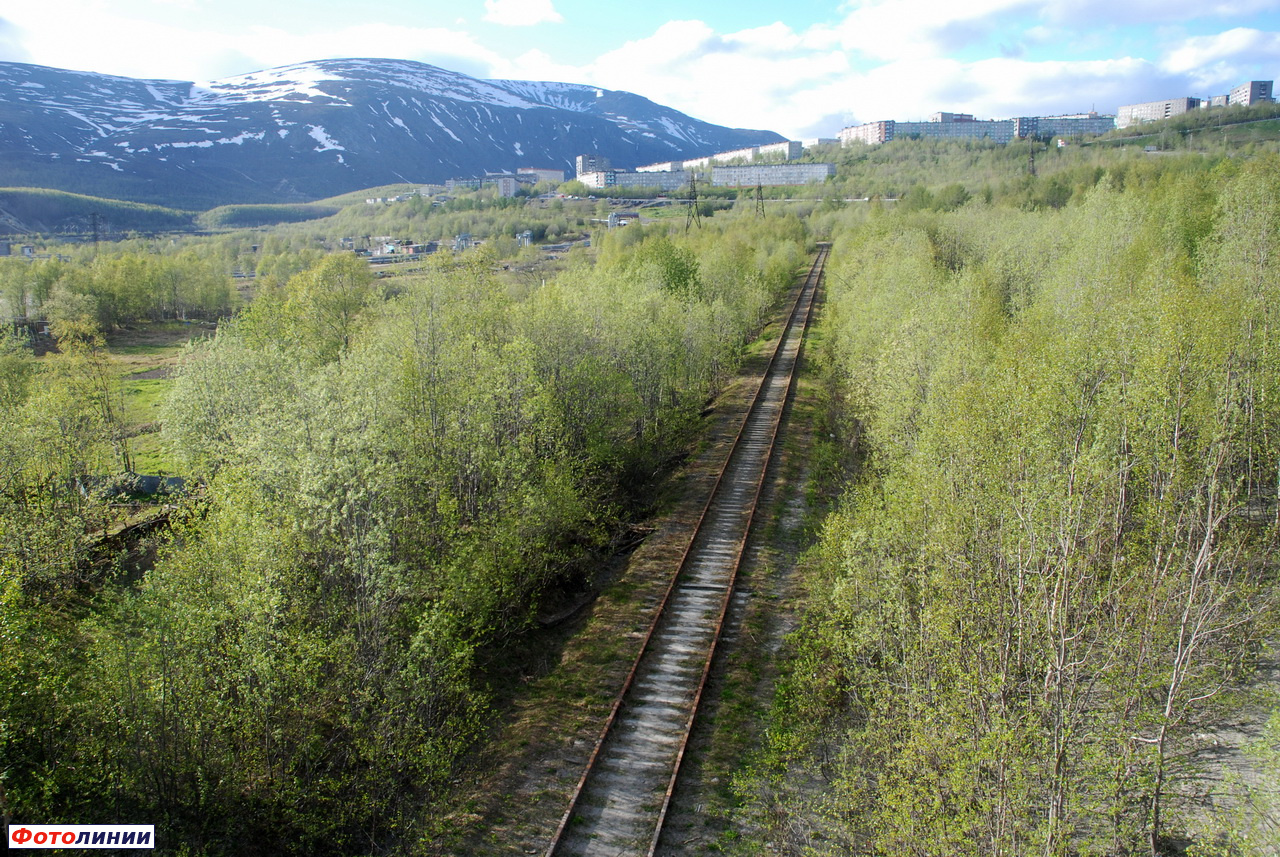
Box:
711;163;835;187
1230;80;1274;106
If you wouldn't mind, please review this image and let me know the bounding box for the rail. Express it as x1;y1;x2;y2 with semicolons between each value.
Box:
544;244;829;857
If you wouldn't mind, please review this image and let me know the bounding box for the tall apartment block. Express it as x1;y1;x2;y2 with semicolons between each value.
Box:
518;167;565;183
710;163;836;187
1118;81;1274;128
1230;80;1274;106
1116;97;1202;128
575;154;611;177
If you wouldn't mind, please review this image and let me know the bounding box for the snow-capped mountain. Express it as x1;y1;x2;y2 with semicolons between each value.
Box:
0;58;785;207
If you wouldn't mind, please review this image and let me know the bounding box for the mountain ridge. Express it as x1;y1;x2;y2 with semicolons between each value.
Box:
0;58;784;208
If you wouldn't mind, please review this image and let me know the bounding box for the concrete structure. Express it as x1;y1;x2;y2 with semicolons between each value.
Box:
518;167;565;183
445;178;483;191
713;145;762;164
445;174;527;196
757;140;804;160
1117;81;1272;128
579;170;691;191
1229;80;1274;106
894;117;1018;143
711;163;835;187
1021;112;1117;138
678;140;804;170
843;115;1018;145
840;121;893;146
845;110;1115;144
636;160;685;173
1117;97;1201;128
575;154;611;176
494;176;518;198
802;137;839;149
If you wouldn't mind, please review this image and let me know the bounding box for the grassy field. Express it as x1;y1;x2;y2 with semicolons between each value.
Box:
104;321;215;474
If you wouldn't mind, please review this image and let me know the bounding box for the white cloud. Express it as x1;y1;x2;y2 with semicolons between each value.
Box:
4;3;505;82
817;0;1039;60
483;0;562;27
495;9;1243;138
931;56;1171;117
492;48;584;84
0;17;32;63
1160;26;1280;86
818;0;1280;60
1044;0;1280;26
493;20;854;136
231;23;503;79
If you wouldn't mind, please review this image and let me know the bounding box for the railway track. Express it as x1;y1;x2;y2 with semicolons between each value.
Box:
545;244;829;857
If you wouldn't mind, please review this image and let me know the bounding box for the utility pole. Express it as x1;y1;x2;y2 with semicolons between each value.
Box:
685;174;702;232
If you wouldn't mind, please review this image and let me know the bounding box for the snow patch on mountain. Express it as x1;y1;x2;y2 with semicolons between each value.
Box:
307;125;345;152
0;57;784;206
429;114;463;143
218;131;266;145
193;65;350;106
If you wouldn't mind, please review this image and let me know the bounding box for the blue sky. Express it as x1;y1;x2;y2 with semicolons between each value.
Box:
1;0;1278;138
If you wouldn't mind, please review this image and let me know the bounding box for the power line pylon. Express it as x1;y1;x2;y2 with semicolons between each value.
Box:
685;174;702;232
755;183;765;217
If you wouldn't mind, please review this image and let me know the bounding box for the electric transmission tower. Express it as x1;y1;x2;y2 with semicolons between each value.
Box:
685;174;702;232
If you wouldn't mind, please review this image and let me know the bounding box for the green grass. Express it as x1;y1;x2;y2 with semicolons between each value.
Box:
102;321;212;475
119;374;176;473
119;376;169;418
128;434;172;475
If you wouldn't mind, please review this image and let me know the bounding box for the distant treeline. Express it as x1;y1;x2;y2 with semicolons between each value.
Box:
0;251;235;328
196;204;341;229
0;187;196;236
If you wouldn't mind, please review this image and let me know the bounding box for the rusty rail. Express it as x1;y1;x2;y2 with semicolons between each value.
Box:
544;245;829;857
646;244;826;856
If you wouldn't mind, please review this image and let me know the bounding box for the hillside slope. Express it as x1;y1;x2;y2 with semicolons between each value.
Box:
0;58;784;207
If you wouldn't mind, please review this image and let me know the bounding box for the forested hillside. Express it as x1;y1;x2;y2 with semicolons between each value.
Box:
737;155;1280;855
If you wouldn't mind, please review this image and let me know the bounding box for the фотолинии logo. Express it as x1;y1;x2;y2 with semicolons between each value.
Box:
9;825;155;849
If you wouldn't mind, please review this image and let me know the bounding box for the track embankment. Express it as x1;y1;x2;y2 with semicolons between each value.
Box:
545;245;828;857
428;247;828;857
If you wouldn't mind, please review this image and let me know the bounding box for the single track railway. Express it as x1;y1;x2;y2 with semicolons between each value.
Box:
545;244;828;857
